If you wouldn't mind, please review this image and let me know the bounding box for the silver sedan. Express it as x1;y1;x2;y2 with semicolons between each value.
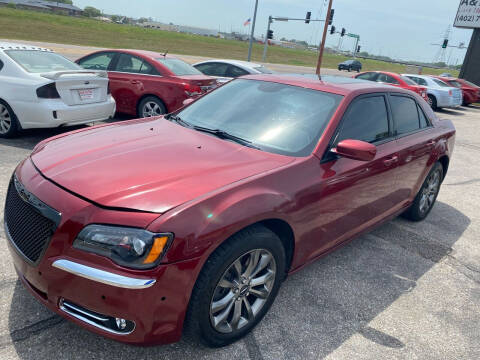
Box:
403;74;462;110
193;59;273;84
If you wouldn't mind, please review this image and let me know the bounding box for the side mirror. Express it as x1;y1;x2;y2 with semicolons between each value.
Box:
331;139;377;162
183;98;195;106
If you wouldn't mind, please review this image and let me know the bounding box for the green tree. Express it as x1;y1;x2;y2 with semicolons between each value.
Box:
83;6;101;17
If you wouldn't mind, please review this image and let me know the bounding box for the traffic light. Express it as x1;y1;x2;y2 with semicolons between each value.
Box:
305;11;311;24
442;39;448;49
357;45;361;53
341;28;346;37
330;26;336;35
267;30;274;40
328;9;335;25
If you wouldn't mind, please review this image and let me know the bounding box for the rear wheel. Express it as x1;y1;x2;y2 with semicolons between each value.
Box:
185;225;286;347
427;95;438;111
0;101;19;138
137;96;166;118
402;162;443;221
347;67;352;72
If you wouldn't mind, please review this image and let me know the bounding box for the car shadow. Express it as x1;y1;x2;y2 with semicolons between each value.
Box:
5;201;470;359
435;108;466;116
0;114;133;151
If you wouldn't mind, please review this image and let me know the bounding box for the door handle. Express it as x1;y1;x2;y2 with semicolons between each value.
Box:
383;156;399;166
426;140;436;147
130;80;141;85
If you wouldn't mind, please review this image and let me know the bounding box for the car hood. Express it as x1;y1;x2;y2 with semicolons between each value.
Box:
30;118;293;213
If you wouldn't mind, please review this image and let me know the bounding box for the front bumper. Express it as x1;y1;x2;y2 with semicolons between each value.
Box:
11;96;116;130
5;159;203;345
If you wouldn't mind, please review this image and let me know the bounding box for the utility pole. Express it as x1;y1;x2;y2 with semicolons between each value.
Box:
316;0;333;75
247;0;259;62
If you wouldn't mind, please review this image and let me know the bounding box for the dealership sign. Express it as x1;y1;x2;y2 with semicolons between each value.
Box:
454;0;480;28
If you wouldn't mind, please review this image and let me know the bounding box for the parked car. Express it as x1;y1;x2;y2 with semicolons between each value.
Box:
338;59;362;72
5;75;455;347
434;76;480;106
354;71;429;102
193;59;273;83
402;74;462;110
0;42;115;138
76;50;217;117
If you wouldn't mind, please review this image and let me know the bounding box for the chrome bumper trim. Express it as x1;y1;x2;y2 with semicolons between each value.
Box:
52;259;156;289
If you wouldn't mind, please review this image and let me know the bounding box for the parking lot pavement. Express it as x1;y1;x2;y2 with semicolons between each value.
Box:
1;108;480;358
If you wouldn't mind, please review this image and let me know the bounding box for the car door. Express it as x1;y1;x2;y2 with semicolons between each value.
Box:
305;94;403;259
109;53;159;114
356;72;378;82
376;73;402;89
77;51;116;71
389;93;436;205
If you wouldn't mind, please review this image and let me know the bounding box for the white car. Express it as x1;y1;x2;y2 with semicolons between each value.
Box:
193;59;273;83
0;42;116;138
402;74;462;110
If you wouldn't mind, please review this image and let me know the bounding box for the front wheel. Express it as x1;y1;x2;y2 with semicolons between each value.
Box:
185;225;286;347
427;95;438;111
0;101;20;138
402;162;443;221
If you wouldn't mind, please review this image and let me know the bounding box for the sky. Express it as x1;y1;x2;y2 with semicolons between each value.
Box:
74;0;473;64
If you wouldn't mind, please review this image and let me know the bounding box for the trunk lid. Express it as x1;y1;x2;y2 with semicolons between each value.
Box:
40;71;109;106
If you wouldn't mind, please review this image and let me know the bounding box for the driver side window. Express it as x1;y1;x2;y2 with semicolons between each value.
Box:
336;95;390;144
78;52;116;70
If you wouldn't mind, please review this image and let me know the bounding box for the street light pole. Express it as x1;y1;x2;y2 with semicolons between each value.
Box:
247;0;259;61
316;0;333;75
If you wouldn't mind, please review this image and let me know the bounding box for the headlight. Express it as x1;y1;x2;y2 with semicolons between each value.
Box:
73;225;173;269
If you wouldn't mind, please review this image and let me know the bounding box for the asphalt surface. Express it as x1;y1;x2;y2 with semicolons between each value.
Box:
0;41;479;359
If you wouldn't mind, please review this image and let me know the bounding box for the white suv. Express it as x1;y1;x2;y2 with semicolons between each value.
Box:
0;42;116;137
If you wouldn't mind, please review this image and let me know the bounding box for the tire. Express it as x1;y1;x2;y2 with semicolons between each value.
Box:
427;95;438;111
137;96;166;118
347;67;351;72
0;100;20;138
185;225;286;347
402;162;443;222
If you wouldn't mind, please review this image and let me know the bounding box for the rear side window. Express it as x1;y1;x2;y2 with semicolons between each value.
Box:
336;96;390;144
377;73;399;85
78;52;116;70
115;54;158;75
195;62;229;77
432;79;450;87
391;95;425;135
408;76;427;86
356;72;377;81
226;65;249;78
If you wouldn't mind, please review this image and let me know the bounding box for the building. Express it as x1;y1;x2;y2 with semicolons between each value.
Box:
0;0;82;16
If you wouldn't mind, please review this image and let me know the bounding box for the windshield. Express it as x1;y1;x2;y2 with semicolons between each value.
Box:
432;79;450;87
254;66;273;74
6;50;81;73
156;58;202;76
176;79;343;157
401;76;417;85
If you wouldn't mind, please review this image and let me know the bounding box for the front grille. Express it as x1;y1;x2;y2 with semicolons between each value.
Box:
4;177;60;263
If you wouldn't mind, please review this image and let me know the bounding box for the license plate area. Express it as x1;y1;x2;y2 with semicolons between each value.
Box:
78;89;94;101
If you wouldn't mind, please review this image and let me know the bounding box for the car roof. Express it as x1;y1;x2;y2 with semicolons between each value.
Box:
402;74;432;79
194;59;263;69
241;74;404;96
0;42;53;52
86;49;179;60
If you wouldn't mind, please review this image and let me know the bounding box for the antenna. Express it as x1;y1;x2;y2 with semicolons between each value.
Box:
163;49;169;57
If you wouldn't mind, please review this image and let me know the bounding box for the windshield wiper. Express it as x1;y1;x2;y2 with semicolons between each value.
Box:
192;126;260;149
167;114;192;128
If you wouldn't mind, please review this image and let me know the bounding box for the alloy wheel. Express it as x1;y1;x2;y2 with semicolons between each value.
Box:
419;169;440;214
210;249;276;334
427;96;433;107
0;104;12;135
142;101;164;117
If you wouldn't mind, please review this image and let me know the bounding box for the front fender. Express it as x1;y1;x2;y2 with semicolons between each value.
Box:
147;185;294;263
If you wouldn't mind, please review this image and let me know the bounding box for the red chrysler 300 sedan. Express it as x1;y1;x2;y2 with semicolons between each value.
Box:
76;49;217;117
5;75;455;347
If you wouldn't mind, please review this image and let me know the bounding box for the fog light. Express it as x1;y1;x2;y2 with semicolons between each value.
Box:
115;318;127;330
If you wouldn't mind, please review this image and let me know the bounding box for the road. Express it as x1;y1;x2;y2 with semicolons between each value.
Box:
0;40;479;359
